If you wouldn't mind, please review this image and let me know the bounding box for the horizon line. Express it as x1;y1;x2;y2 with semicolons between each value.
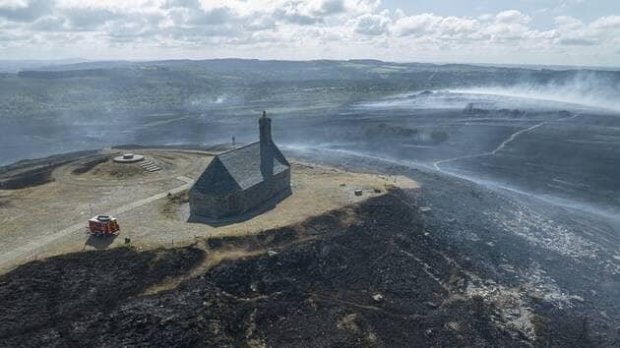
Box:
1;57;619;71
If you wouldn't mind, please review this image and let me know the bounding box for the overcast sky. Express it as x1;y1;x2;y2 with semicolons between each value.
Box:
0;0;619;66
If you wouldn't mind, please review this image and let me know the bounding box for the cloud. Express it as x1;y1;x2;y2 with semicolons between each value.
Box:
30;15;65;31
393;13;438;36
274;8;321;25
270;0;358;25
0;1;618;67
494;10;531;25
105;12;161;43
0;0;53;22
550;15;619;48
163;0;202;10
436;16;478;36
244;15;277;31
557;37;597;46
590;15;620;30
355;13;389;36
185;6;236;26
318;0;345;15
393;13;477;39
0;0;28;8
64;7;118;30
554;15;583;30
482;11;533;42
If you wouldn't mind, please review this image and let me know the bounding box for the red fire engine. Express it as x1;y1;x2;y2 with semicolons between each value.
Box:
88;215;120;236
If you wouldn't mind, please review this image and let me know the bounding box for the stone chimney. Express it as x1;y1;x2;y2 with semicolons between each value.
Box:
259;110;272;145
259;111;274;177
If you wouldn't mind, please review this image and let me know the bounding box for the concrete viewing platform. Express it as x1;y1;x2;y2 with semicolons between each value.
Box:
113;153;145;163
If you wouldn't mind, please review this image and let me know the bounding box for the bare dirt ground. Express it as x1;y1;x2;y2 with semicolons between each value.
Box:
0;149;416;274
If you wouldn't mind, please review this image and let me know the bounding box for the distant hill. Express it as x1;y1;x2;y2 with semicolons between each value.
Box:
0;59;89;73
14;58;620;82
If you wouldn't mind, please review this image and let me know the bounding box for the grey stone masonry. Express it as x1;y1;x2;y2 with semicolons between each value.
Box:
189;112;291;220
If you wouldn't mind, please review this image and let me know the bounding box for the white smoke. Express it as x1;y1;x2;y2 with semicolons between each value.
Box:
357;71;620;113
453;71;620;113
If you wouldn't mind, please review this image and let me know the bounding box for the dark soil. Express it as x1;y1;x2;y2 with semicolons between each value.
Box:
0;246;204;346
71;154;110;175
0;150;97;189
162;190;190;219
0;189;604;347
90;161;145;179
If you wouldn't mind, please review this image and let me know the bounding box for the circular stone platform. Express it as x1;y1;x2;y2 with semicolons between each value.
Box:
113;153;145;163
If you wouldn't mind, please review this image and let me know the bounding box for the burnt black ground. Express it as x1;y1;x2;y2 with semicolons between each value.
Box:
294;149;620;346
0;187;614;347
284;104;620;212
0;247;204;345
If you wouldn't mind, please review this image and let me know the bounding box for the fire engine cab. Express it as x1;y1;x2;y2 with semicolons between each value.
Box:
88;215;120;236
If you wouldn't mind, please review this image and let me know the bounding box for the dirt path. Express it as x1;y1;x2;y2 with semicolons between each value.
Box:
0;176;194;272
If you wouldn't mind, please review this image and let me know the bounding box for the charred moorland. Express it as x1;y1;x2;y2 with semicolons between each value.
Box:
0;187;616;347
